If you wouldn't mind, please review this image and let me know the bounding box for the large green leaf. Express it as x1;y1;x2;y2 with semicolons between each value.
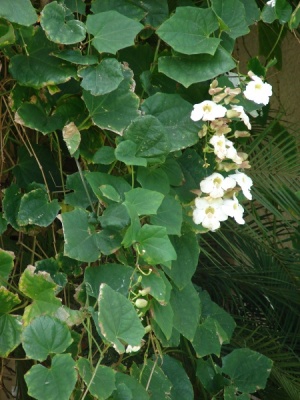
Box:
137;0;169;27
25;354;77;400
124;188;164;216
222;349;273;393
170;282;200;340
79;58;124;96
91;0;146;20
140;269;171;304
41;1;86;44
0;249;14;285
192;318;229;357
64;172;97;209
158;47;235;87
85;172;131;204
9;29;76;88
52;49;98;65
151;300;173;339
137;359;172;400
160;355;194;400
86;11;143;54
157;7;220;55
115;140;148;166
77;358;116;399
99;203;130;230
137;225;177;265
0;287;22;357
61;208;101;262
85;263;133;298
98;284;145;353
163;233;199;289
137;167;170;195
211;0;249;39
17;188;60;227
123;115;170;157
19;266;62;325
141;93;199;152
113;373;149;400
150;195;182;235
22;315;73;361
0;0;37;26
82;66;140;135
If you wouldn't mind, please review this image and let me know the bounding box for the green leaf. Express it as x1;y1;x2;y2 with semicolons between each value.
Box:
0;18;15;48
140;269;170;304
192;318;228;357
62;122;81;156
141;93;199;152
79;58;124;96
65;172;97;209
41;1;86;44
52;49;98;65
276;0;292;23
170;282;200;340
138;359;172;400
158;47;235;88
199;289;236;341
98;284;145;353
0;314;22;357
85;172;131;204
0;287;22;357
22;315;73;361
96;228;123;255
138;0;169;27
222;348;273;393
150;195;182;235
93;146;116;165
91;0;146;21
85;263;133;298
124;188;164;216
113;373;149;400
151;300;173;339
239;0;260;25
9;28;76;89
211;0;249;39
152;320;180;348
99;203;130;230
83;66;140;135
17;188;60;227
86;11;143;54
3;184;25;230
160;355;194;400
163;233;199;288
16;102;66;134
124;115;170;158
161;157;184;187
61;208;101;262
137;225;177;265
0;249;14;285
115;140;148;167
19;266;62;324
196;359;224;395
137;167;170;195
77;358;116;399
25;354;77;400
60;0;86;14
289;4;300;29
0;0;37;26
157;7;220;55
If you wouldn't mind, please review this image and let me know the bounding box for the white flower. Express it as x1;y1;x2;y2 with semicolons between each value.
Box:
243;75;272;105
266;0;275;7
191;100;227;121
193;197;228;231
231;105;251;129
126;345;141;353
209;135;243;164
222;195;245;224
200;172;236;198
229;171;253;200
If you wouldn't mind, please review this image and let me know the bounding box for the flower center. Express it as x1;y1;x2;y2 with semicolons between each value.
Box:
213;177;222;187
203;104;212;112
255;83;262;90
205;206;215;215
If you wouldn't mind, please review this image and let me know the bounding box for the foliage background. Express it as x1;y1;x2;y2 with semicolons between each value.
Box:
0;0;300;399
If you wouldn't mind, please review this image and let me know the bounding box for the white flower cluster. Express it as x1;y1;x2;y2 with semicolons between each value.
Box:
191;72;272;231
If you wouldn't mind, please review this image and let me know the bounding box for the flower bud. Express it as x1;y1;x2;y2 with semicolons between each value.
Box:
135;299;148;308
139;287;151;296
144;325;152;334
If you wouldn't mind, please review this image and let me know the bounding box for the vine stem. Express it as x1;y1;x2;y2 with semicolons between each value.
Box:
266;24;284;61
